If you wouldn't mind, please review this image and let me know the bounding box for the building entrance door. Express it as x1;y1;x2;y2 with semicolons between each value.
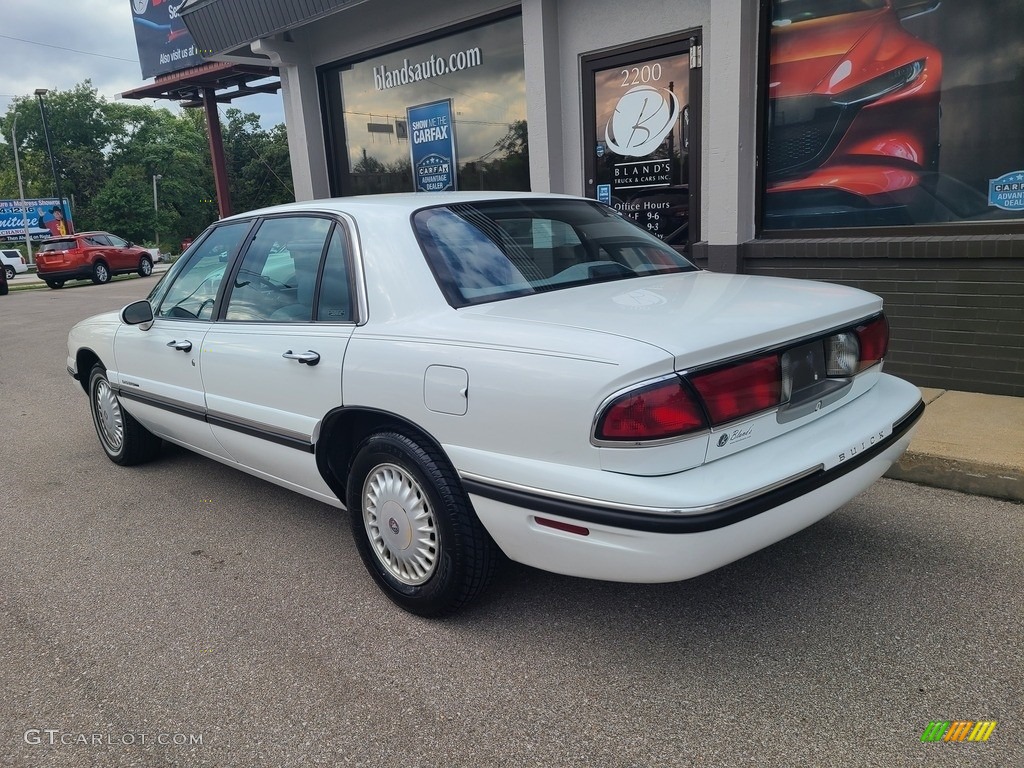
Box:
583;34;701;251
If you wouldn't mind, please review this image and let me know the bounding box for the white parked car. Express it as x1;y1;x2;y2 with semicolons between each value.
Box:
1;248;28;280
66;193;923;615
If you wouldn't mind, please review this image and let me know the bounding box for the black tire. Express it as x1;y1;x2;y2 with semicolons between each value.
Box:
3;266;14;280
46;280;64;289
138;255;153;277
92;261;111;284
347;431;498;616
87;364;162;466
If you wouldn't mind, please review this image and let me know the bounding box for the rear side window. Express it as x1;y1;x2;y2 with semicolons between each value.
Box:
224;217;332;322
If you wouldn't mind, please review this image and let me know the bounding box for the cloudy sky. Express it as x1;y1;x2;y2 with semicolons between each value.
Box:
0;0;284;128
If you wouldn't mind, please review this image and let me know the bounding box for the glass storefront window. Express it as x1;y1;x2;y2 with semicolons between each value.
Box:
324;14;528;196
762;0;1024;231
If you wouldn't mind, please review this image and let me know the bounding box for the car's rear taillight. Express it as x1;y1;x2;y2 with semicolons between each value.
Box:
595;377;706;441
690;354;781;426
854;315;889;371
595;315;888;444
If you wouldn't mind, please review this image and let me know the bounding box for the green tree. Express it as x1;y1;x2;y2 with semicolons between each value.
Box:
0;81;294;251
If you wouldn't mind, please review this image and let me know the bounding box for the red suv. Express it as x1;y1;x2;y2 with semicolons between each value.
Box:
35;232;155;288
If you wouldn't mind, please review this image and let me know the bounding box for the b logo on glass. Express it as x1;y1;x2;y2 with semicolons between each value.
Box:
604;86;680;157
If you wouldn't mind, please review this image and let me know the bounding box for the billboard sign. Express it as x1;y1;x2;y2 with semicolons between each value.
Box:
407;100;457;192
130;0;203;79
0;199;73;241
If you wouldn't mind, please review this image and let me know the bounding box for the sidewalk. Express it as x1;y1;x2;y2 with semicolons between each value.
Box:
886;388;1024;503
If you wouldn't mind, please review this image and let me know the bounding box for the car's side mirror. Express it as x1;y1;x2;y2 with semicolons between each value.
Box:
121;300;154;329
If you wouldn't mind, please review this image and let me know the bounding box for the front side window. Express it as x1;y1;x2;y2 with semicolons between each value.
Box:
414;199;697;307
224;217;332;322
154;222;252;320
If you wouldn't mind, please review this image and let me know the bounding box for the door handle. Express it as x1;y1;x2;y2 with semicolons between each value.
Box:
282;350;320;366
166;339;192;352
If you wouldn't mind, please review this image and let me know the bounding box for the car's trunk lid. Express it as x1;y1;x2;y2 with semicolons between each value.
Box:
466;271;882;371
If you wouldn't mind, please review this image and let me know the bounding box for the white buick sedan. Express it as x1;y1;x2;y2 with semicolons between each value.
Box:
67;193;923;615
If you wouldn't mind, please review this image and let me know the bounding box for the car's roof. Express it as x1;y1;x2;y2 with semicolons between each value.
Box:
41;231;110;241
222;191;584;222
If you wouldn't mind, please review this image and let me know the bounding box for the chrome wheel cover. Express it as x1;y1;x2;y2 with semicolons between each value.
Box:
92;377;124;453
362;462;438;585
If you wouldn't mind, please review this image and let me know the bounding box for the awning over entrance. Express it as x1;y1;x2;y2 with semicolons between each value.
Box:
119;61;280;108
120;62;281;218
180;0;366;57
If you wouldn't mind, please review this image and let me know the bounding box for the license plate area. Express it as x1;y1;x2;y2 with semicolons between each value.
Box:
778;340;850;424
782;340;826;401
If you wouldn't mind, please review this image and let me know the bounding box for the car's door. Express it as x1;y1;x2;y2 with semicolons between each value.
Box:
111;221;254;459
200;216;356;503
104;233;135;270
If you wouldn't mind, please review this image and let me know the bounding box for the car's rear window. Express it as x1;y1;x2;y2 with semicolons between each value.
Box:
413;199;696;307
39;239;77;252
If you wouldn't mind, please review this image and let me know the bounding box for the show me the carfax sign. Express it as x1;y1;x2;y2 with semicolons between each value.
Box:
407;100;458;192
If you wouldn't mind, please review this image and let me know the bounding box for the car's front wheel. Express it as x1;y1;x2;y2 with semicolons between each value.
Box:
88;364;162;466
138;255;153;277
3;266;14;280
92;261;111;284
347;431;498;616
46;280;64;289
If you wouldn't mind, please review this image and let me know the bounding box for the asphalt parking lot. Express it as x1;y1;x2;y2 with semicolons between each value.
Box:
1;278;1021;767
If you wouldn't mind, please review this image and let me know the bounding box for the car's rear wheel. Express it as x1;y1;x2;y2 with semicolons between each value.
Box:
92;261;111;284
3;266;13;280
347;431;498;616
46;280;64;289
138;255;153;277
88;364;162;466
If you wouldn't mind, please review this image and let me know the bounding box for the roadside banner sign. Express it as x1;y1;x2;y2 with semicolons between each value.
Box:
0;198;73;240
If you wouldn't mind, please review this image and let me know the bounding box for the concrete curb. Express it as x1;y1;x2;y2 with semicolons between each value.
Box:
884;388;1024;503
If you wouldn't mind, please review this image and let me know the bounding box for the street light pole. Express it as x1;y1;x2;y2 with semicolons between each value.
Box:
34;88;67;224
11;113;33;263
152;174;162;251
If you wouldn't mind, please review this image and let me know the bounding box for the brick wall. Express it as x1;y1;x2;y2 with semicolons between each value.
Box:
737;236;1024;397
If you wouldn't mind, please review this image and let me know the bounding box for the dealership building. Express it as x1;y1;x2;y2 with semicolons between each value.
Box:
173;0;1023;397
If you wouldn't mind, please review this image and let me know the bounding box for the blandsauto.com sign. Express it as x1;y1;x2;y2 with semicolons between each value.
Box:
373;47;483;91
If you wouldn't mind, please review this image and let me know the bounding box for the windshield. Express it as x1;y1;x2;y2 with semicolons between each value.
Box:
772;0;887;24
413;199;696;307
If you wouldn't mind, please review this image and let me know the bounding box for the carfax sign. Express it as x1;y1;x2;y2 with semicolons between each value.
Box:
988;170;1024;211
407;99;457;192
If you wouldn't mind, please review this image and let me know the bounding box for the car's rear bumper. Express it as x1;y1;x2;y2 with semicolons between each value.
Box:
36;267;92;281
464;374;923;582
